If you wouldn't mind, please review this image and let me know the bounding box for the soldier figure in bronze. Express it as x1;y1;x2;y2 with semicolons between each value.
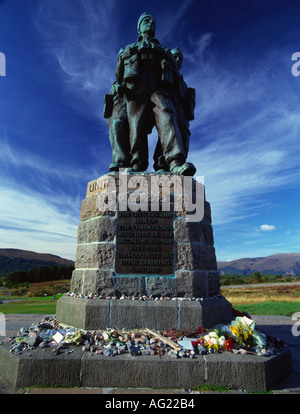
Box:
153;47;195;172
105;12;196;176
104;81;131;172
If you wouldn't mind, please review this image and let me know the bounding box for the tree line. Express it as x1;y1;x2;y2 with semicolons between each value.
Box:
220;272;300;286
0;264;74;288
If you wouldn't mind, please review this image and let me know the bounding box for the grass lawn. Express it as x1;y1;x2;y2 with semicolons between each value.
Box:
0;297;299;317
0;295;63;314
233;301;300;317
0;284;299;316
222;284;300;317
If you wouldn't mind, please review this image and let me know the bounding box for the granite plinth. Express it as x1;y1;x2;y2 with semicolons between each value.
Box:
0;342;292;392
58;173;232;330
69;174;220;299
56;296;232;330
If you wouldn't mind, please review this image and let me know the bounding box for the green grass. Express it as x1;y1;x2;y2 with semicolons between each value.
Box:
0;295;63;314
192;384;231;393
1;295;299;317
0;296;22;301
234;301;300;317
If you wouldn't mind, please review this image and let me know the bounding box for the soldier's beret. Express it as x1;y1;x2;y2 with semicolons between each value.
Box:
137;12;155;33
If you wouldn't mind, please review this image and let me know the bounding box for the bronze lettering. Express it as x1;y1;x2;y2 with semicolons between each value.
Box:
116;208;174;275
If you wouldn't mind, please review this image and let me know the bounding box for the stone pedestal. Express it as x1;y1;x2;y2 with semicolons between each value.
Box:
2;172;293;393
0;342;292;392
57;172;232;329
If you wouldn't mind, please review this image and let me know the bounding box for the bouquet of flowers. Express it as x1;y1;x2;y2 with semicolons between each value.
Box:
228;316;266;349
190;316;267;354
201;331;226;351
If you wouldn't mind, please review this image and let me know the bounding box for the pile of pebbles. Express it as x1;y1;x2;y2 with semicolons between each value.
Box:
0;316;285;359
64;291;225;301
0;316;198;358
1;317;62;356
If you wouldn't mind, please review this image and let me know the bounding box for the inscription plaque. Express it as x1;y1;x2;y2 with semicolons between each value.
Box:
116;209;175;275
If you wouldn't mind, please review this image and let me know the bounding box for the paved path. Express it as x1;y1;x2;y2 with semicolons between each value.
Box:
221;282;300;289
0;313;299;394
253;314;300;392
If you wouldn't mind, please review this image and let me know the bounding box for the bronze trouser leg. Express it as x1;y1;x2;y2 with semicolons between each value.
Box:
153;139;168;171
151;92;186;165
126;98;151;171
109;116;130;165
179;122;191;157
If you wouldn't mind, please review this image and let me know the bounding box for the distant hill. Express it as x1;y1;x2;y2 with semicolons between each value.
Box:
0;249;74;276
218;253;300;276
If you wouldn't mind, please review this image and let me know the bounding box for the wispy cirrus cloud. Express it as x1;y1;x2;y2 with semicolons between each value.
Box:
179;31;300;227
0;140;85;259
29;1;300;256
32;0;119;119
0;184;78;259
0;139;99;192
155;0;195;44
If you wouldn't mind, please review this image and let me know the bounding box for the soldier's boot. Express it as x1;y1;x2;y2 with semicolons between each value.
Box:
169;160;196;176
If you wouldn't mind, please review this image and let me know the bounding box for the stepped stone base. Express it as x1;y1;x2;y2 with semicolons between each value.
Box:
0;171;293;392
56;296;232;330
70;173;219;300
0;343;292;392
58;173;233;330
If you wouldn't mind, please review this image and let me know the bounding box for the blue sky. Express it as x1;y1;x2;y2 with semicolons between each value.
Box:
0;0;300;261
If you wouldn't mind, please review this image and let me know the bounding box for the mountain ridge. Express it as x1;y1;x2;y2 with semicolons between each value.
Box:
0;248;74;275
1;249;299;277
218;252;300;276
